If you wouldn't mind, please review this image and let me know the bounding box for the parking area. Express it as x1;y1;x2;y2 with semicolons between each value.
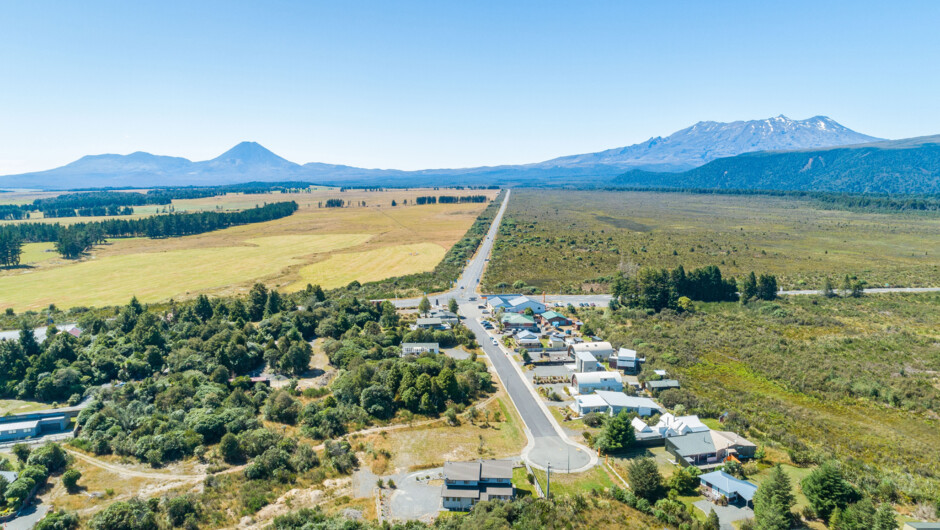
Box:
388;469;444;522
443;347;471;361
693;500;754;530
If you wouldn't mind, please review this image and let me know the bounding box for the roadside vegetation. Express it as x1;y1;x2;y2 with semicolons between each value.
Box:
330;190;505;299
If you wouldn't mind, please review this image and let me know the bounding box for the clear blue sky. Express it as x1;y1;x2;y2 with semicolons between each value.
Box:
1;1;938;174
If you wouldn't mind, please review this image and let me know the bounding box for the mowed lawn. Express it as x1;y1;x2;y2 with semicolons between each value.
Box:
0;191;494;311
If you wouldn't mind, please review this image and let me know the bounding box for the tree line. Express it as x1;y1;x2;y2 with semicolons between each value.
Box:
0;229;23;267
415;195;488;205
0;182;317;220
600;185;940;213
2;201;298;259
611;264;777;312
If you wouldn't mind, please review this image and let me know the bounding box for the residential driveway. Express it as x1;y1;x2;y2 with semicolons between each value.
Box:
532;365;570;378
387;469;444;520
694;500;754;530
6;501;50;530
443;347;470;361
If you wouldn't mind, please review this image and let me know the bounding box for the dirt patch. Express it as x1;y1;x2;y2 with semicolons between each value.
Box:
593;215;652;232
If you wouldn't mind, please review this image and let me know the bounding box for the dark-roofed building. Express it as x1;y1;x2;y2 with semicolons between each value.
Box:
416;317;445;330
442;459;515;510
646;379;681;392
666;430;757;468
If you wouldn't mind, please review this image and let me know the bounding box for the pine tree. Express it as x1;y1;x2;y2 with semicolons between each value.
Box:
841;275;853;297
418;296;431;316
822;277;835;298
753;465;795;530
19;321;40;357
801;461;859;522
741;271;758;301
705;509;720;530
873;503;898;530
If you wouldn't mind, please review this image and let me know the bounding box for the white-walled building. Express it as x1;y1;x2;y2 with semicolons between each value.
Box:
570;371;623;394
569;391;664;417
401;342;440;356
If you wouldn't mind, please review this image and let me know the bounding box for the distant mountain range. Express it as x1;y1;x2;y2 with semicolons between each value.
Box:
1;115;922;191
613;135;940;194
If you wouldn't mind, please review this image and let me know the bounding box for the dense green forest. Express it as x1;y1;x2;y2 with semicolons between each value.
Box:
612;139;940;194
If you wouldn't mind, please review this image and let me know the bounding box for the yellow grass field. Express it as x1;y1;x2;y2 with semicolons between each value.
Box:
287;242;445;292
0;189;495;310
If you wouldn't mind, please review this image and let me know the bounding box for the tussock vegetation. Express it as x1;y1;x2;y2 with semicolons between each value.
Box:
483;190;940;293
577;292;940;502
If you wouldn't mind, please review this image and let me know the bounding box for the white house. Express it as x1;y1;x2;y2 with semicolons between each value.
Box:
574;350;600;372
569;371;623;395
653;413;710;437
547;333;567;349
515;330;541;349
609;348;645;374
401;342;440;356
569;390;664;417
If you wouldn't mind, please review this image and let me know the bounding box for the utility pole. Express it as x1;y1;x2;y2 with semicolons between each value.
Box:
546;463;551;499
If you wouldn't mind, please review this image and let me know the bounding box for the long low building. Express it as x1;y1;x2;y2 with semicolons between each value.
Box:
0;415;69;442
569;391;664;417
401;342;440;355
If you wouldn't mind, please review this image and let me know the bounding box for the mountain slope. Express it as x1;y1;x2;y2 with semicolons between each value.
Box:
0;115;885;189
537;115;882;171
612;135;940;194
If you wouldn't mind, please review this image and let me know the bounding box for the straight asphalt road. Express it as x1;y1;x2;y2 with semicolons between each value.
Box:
397;189;595;471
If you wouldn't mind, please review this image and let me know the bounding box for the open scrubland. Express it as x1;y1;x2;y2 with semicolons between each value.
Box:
579;292;940;501
0;188;495;311
484;189;940;293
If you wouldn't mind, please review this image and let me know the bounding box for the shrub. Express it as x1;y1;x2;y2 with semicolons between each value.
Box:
62;469;82;493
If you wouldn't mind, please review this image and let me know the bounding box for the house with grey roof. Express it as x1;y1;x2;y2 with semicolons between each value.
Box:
646;379;681;393
415;317;446;330
442;459;514;511
666;430;756;468
570;391;664;417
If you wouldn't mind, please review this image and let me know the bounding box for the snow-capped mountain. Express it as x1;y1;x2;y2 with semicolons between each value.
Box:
535;115;883;171
0;116;886;189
